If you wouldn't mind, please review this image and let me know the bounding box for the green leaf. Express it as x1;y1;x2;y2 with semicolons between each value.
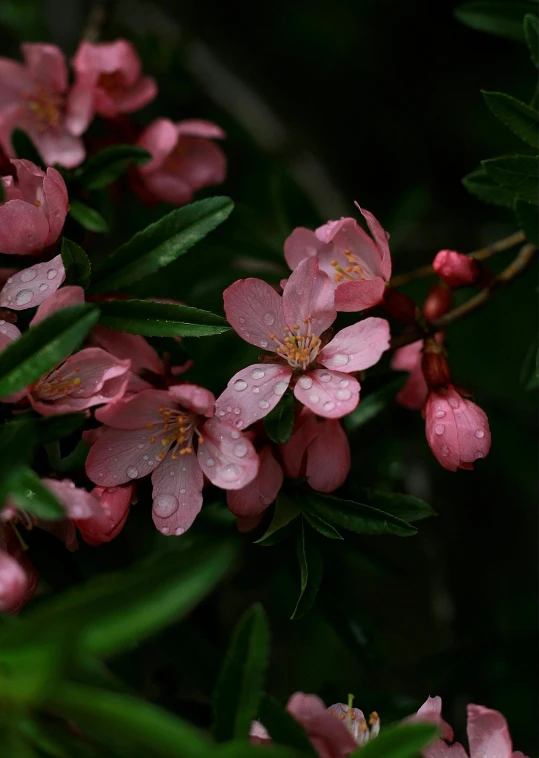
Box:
8;467;64;520
0;417;36;508
255;491;301;544
454;1;537;42
49;683;213;758
78;145;151;191
524;14;539;66
98;299;230;337
259;695;317;756
482;156;538;204
264;392;295;444
60;238;91;289
12;128;42;166
302;492;417;537
216;744;305;758
69;199;109;233
291;521;323;620
0;305;99;397
515;197;539;244
302;509;343;539
90;197;234;293
462;167;516;207
345;377;406;430
33;413;86;443
349;722;439;758
482;91;538;147
352;489;436;522
520;336;539;389
212;603;270;742
5;539;237;658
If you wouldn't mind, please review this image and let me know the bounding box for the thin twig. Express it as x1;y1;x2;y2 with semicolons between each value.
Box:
82;0;109;42
389;230;526;289
390;243;537;349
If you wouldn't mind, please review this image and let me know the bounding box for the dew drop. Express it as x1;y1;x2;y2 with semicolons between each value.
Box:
6;277;12;284
274;381;288;396
339;379;349;388
126;466;139;479
222;463;241;482
239;317;245;323
475;450;484;458
252;387;260;394
260;339;268;348
137;444;144;449
169;470;175;477
323;401;335;411
231;430;240;439
258;399;270;409
233;407;241;415
15;289;33;306
475;429;485;439
153;494;179;518
234;442;248;458
227;406;232;412
448;397;459;409
180;488;186;494
161;527;170;534
309;393;320;404
264;312;275;325
235;420;244;428
330;353;349;367
47;268;58;280
39;283;48;292
434;424;445;435
175;527;184;536
143;455;149;461
336;389;351;400
251;368;265;379
441;444;449;456
234;379;248;392
20;268;37;282
319;372;331;383
206;457;215;467
218;410;225;416
97;473;104;479
298;376;313;390
435;409;446;419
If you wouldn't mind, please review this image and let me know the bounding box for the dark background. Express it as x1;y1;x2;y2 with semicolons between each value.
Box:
1;0;537;753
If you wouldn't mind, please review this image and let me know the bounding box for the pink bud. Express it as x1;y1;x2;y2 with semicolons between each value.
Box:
382;287;418;324
0;549;29;614
432;250;481;289
421;337;451;391
423;283;453;322
75;485;133;546
425;385;491;471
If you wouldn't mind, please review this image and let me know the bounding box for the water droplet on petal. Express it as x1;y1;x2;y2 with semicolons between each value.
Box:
251;368;265;379
441;444;449;456
231;430;240;439
97;473;104;479
252;387;260;394
175;527;184;536
435;409;446;419
218;410;225;416
161;527;170;534
475;429;484;438
336;389;351;400
260;339;268;348
475;450;484;458
435;424;445;435
169;470;175;477
309;393;320;404
274;381;288;396
39;283;48;292
319;372;331;383
180;488;186;494
234;379;248;392
323;401;335;411
298;376;313;390
449;398;459;409
330;353;349;367
206;457;215;467
153;493;179;518
258;399;270;409
15;289;33;306
222;463;241;482
20;268;37;282
234;442;248;457
233;407;241;415
339;379;349;388
264;312;275;325
239;317;245;324
126;466;139;479
6;277;12;284
47;269;58;280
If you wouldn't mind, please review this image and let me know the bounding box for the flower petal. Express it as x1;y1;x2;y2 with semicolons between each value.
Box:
21;43;67;92
176;119;226;139
76;484;133;546
319;317;390;372
0;254;65;309
30;285;85;325
42;478;101;519
282;257;336;337
467;705;513;758
294;369;360;419
151;451;203;536
227;445;283;516
215;364;293;428
0;547;29;614
137;118;178;173
284;226;325;271
197;418;259;490
90;325;163;376
357;205;392;280
42;168;69;246
305;417;350;493
0;199;50;256
86;426;163;486
334;277;386;312
168;383;215;417
223;277;287;350
391;339;423;373
95;388;172;429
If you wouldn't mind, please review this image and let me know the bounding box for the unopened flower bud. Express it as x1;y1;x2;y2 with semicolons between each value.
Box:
382;287;418;324
432;250;481;289
421;337;451;391
423;283;453;322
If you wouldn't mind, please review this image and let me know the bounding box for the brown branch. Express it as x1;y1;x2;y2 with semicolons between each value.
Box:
82;0;109;42
389;230;526;289
390;243;537;349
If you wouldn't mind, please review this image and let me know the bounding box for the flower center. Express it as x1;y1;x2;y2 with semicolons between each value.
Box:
149;407;202;461
271;318;321;370
330;249;367;283
98;71;126;96
24;84;62;132
35;366;82;400
332;703;380;746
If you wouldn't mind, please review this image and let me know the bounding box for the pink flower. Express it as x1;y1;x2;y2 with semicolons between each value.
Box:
0;254;65;311
134;118;226;205
0;160;68;255
281;409;351;492
391;339;429;410
425;385;491;471
216;257;390;428
227;445;283;518
28;348;131;416
0;44;88;168
74;484;133;546
69;39;157;133
85;384;259;535
284;208;391;312
414;697;528;758
432;250;481;289
0;545;30;614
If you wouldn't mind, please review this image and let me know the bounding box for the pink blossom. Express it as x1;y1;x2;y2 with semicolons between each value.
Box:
134;118;226;205
414;697;528;758
0;254;65;311
0;545;30;614
284;208;391;312
28;348;131;416
432;250;481;289
391;339;428;410
69;39;157;133
227;445;283;518
424;385;491;471
0;160;68;255
216;257;390;428
281;409;350;492
85;384;259;535
0;44;88;168
75;484;133;546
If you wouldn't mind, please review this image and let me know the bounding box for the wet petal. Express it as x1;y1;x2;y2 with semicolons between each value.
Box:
168;383;215;417
215;364;293;429
334;277;386;312
284;226;326;271
197;418;259;490
320;317;390;372
42;478;101;520
293;369;360;419
86;426;166;486
223;277;287;350
227;446;283;517
282;257;336;337
467;705;513;758
151;450;203;536
95;388;172;429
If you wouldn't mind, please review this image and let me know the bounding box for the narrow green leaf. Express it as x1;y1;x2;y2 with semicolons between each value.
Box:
0;417;36;508
60;238;91;289
264;392;295;444
212;604;270;742
524;14;539;66
349;722;439;758
9;468;64;520
352;489;436;522
462;167;516;207
216;744;305;758
69;199;109;233
255;491;301;544
0;305;99;397
259;695;317;756
515;197;539;244
12;128;42;166
454;1;536;42
78;145;151;190
49;683;212;758
345;377;406;431
90;196;234;293
482;156;538;204
520;336;539;390
302;509;343;539
482;91;538;148
302;492;417;537
291;521;323;620
98;299;230;337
